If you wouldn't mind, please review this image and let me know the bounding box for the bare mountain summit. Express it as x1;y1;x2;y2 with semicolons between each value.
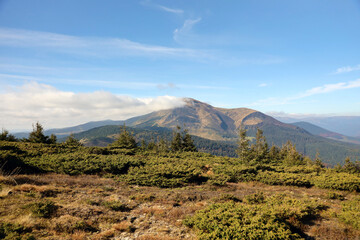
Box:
126;98;299;141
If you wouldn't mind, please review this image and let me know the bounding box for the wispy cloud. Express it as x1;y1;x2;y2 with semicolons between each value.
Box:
0;73;230;92
334;64;360;74
0;27;204;59
157;82;178;90
266;111;338;119
259;83;268;87
250;79;360;107
173;18;202;44
158;5;183;14
141;1;183;15
0;82;186;130
299;79;360;98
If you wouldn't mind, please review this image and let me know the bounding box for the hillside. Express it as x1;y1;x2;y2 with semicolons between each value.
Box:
68;125;237;157
14;120;125;139
1;140;360;239
15;98;360;165
126;98;299;141
291;121;360;145
124;98;360;165
275;116;360;138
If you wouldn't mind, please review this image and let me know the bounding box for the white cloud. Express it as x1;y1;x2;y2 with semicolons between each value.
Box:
0;82;185;130
334;64;360;74
0;27;203;59
259;83;268;87
250;79;360;107
158;5;183;14
299;79;360;98
173;18;202;44
140;1;183;14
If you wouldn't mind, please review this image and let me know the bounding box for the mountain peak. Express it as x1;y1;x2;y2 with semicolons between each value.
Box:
126;98;292;141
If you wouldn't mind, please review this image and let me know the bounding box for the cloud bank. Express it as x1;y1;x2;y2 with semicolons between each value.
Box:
0;82;185;131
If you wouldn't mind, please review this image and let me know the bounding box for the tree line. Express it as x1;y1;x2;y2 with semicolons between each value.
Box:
2;122;359;171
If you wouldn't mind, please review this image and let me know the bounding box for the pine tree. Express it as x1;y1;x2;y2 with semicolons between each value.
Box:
314;152;324;168
0;128;17;142
182;129;197;152
48;134;57;144
269;145;280;163
111;124;137;149
157;138;169;153
28;122;48;143
147;138;156;151
64;134;82;147
140;139;147;151
236;127;251;163
252;128;269;163
280;141;304;166
171;130;182;152
170;126;197;152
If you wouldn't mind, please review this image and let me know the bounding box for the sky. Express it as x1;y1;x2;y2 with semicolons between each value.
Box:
1;0;360;131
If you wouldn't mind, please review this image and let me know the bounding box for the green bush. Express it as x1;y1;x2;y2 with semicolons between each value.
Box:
0;222;34;240
313;172;360;192
28;200;58;218
184;194;324;240
102;201;131;212
123;159;207;188
337;197;360;230
326;192;345;201
244;192;265;204
256;171;313;188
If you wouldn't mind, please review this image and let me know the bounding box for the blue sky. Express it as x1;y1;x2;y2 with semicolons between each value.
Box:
1;0;360;130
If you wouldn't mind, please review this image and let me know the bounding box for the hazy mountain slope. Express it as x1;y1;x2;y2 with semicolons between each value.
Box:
14;120;124;139
68;125;237;157
275;116;360;138
291;121;360;145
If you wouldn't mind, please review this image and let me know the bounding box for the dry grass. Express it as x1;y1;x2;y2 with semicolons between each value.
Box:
112;221;133;232
0;173;359;239
135;205;167;217
137;235;181;240
307;220;360;240
70;231;88;240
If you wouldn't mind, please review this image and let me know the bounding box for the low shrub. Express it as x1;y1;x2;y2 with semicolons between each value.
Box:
0;222;34;240
326;192;345;201
337;197;360;230
184;194;325;240
243;192;265;204
27;200;58;218
102;201;131;212
313;172;360;192
256;171;313;188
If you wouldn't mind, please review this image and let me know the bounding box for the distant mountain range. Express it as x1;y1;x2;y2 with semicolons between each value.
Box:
14;120;124;139
14;98;360;165
291;121;360;145
275;116;360;138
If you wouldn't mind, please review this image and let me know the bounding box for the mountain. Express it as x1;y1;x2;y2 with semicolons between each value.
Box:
291;121;360;145
68;125;238;157
126;98;299;141
14;120;124;139
274;116;360;138
123;98;360;165
15;98;360;165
